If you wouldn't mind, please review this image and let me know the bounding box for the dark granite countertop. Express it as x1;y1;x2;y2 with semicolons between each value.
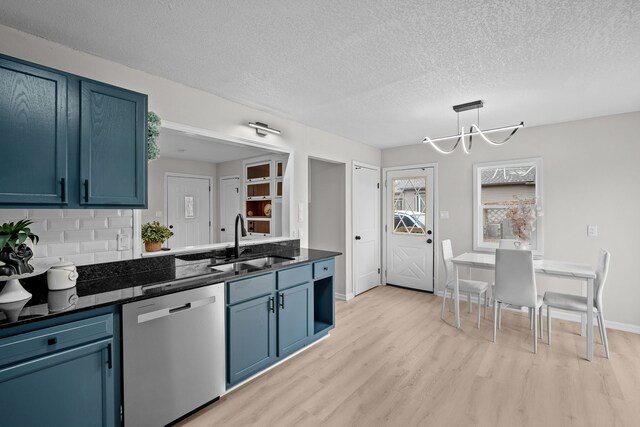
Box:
0;241;340;330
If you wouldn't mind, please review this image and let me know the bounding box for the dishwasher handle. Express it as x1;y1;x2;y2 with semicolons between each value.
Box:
136;296;216;324
169;302;191;314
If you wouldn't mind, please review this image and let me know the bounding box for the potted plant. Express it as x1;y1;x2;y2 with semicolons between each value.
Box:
141;221;173;252
147;111;161;161
0;219;40;276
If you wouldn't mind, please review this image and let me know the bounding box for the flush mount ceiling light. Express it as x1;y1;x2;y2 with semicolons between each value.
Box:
422;100;524;154
248;121;281;137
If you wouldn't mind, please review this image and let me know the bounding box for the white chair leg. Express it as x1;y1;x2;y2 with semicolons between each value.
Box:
533;309;538;354
596;312;605;345
538;306;543;340
467;293;472;313
493;300;498;342
598;311;610;359
483;291;488;319
547;305;551;345
440;287;447;320
498;303;502;329
530;308;534;330
476;293;481;328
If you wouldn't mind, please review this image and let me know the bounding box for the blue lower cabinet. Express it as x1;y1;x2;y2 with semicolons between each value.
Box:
277;282;313;357
0;309;119;427
227;294;277;386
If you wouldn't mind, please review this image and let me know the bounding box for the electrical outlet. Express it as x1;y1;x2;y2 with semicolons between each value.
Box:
440;211;450;219
117;234;130;251
155;211;163;218
587;225;598;237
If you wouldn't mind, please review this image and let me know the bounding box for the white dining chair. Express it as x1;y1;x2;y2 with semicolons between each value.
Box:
499;239;519;249
543;249;611;358
441;240;490;328
493;248;543;353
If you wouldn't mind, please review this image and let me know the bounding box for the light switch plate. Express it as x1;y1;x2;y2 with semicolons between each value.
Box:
440;211;450;219
155;211;163;218
117;234;130;251
587;225;598;237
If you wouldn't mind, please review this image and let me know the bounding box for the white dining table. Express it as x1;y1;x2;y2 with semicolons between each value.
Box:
450;252;597;361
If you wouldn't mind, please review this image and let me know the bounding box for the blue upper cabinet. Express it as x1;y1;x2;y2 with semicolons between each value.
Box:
80;81;147;206
0;53;148;208
0;57;68;205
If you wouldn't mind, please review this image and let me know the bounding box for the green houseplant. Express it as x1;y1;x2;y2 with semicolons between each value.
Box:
147;111;161;161
0;219;40;276
141;221;173;252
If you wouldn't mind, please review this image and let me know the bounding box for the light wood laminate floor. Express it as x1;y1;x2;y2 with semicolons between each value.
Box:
179;285;640;427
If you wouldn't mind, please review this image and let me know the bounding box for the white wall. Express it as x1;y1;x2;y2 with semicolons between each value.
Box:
382;111;640;327
144;156;217;228
309;159;347;297
0;25;381;296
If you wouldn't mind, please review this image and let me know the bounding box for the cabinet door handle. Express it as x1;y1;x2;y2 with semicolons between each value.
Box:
279;293;285;309
355;235;361;240
269;296;275;313
83;179;89;203
60;178;66;202
323;266;329;271
221;228;226;232
47;337;58;346
107;343;113;370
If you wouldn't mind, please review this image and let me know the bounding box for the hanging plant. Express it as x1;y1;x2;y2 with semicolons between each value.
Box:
147;111;161;161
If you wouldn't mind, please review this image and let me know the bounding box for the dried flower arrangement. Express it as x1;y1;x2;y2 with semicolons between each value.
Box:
506;197;538;242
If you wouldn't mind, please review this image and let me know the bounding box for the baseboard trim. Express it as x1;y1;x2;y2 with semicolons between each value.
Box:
335;292;354;301
435;290;640;335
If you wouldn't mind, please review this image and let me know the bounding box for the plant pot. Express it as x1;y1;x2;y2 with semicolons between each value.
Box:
0;245;35;276
144;241;162;252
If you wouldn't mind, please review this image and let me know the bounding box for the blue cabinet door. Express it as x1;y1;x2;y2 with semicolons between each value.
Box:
80;80;147;207
227;294;277;386
277;281;314;357
0;338;115;427
0;57;68;205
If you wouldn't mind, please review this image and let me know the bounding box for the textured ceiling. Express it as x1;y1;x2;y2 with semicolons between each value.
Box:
158;129;275;163
1;0;639;148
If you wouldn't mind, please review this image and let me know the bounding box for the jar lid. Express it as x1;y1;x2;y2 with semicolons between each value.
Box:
50;258;76;269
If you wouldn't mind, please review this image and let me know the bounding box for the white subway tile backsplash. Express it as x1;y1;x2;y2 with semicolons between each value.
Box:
81;240;109;253
0;208;136;267
108;216;132;228
47;242;80;256
80;218;108;230
0;209;29;221
94;251;121;263
48;218;80;231
65;230;94;242
95;229;120;241
28;209;63;219
62;209;95;218
94;209;122;217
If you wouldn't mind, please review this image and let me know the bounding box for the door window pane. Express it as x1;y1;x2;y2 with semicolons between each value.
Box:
392;176;426;235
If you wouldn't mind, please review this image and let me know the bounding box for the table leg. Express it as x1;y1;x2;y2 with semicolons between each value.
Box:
454;264;461;328
586;278;594;361
580;280;587;336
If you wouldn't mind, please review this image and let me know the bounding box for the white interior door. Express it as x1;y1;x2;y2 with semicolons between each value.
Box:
353;164;381;296
220;176;241;242
385;168;434;291
166;175;211;248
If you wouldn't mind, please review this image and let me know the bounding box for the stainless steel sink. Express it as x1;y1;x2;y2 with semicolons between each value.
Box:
209;255;294;274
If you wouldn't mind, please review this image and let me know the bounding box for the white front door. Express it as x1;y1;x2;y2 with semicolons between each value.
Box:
385;168;434;291
219;176;241;242
166;175;211;248
353;164;381;296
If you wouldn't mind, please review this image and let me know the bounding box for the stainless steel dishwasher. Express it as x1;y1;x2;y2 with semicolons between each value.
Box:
123;281;225;427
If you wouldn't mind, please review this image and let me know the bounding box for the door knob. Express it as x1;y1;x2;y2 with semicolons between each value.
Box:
427;230;432;235
355;235;361;240
169;225;173;229
221;228;226;232
427;239;433;244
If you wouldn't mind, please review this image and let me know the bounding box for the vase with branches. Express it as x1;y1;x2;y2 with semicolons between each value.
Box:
505;197;538;247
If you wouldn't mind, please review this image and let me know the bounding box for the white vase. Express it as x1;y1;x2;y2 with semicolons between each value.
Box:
514;240;530;250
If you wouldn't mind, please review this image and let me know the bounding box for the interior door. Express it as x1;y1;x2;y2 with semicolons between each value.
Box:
166;175;211;248
220;176;241;242
353;164;381;296
385;168;434;291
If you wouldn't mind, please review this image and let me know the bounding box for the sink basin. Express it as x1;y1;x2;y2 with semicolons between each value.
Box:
209;255;294;274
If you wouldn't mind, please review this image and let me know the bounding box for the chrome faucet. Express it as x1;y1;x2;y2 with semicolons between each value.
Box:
234;213;247;258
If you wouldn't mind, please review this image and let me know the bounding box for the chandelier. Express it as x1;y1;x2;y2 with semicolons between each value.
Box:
422;100;524;154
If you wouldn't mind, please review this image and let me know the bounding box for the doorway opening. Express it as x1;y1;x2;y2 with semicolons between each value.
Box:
308;158;347;300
